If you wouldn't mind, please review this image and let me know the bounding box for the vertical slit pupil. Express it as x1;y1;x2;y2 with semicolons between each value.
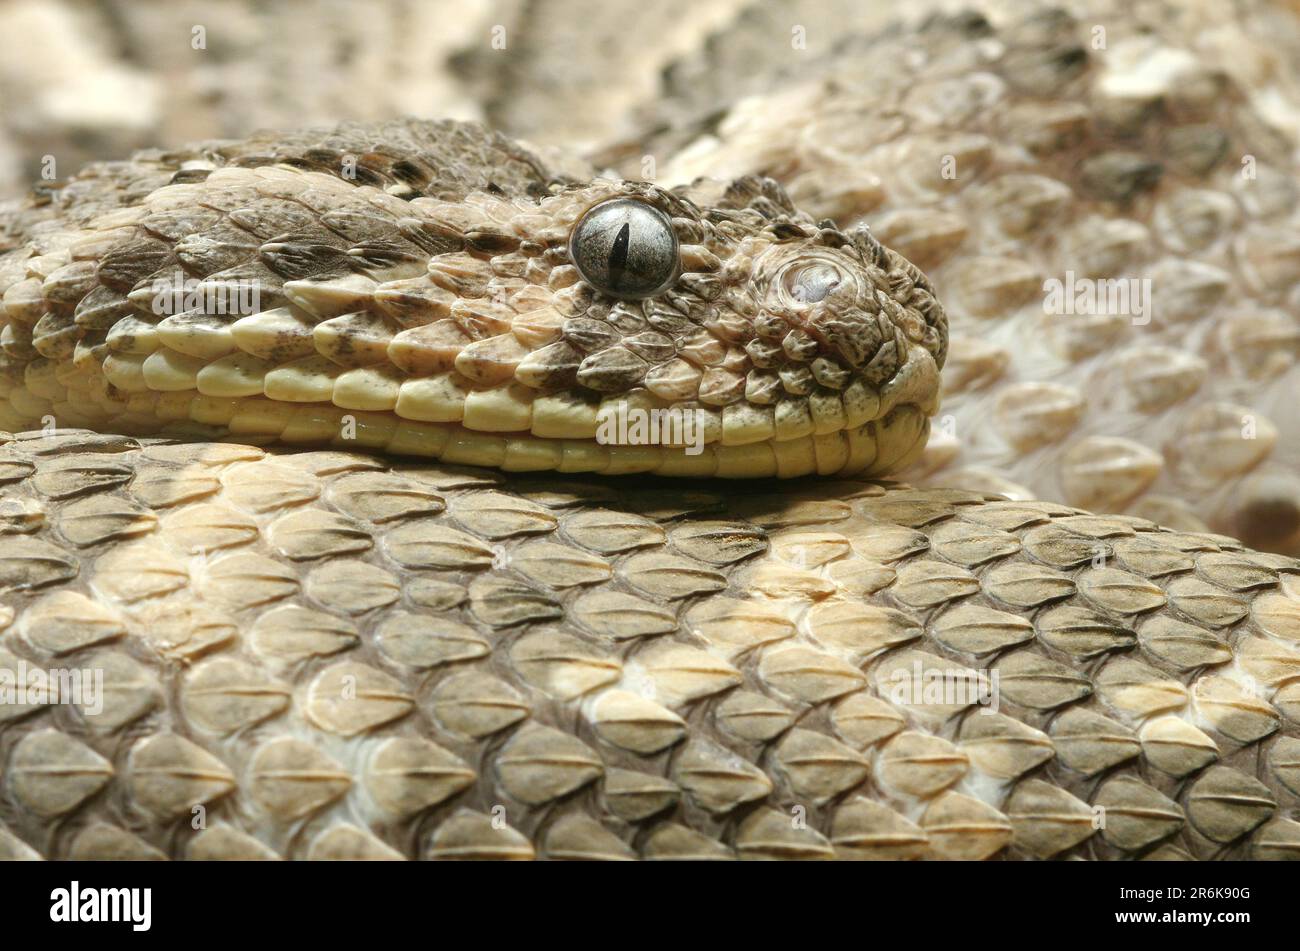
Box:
607;221;632;286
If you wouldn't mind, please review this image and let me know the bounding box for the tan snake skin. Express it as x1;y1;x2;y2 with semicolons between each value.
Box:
626;5;1300;554
0;16;1298;860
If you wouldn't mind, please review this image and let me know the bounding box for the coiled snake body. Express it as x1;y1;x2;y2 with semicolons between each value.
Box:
0;14;1299;861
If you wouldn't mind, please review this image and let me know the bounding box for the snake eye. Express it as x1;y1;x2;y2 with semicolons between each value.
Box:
569;198;679;299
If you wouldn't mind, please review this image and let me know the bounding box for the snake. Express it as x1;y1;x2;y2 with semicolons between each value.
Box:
0;16;1298;863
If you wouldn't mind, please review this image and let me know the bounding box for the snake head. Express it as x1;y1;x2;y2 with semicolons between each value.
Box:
0;157;945;479
458;173;947;477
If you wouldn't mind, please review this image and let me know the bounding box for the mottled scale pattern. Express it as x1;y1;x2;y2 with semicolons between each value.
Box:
1;7;1298;863
1;429;1299;861
1;118;568;251
449;0;758;146
638;3;1300;553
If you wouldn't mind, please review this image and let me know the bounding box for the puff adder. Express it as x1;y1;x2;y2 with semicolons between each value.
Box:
0;117;1297;861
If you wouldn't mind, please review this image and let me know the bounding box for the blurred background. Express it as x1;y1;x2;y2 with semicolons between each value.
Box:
3;0;1299;202
9;0;1287;195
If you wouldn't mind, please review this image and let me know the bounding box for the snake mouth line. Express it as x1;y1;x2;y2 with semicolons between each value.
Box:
0;386;932;479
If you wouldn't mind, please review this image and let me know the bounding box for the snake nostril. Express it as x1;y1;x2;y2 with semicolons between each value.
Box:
781;261;846;304
797;274;838;303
